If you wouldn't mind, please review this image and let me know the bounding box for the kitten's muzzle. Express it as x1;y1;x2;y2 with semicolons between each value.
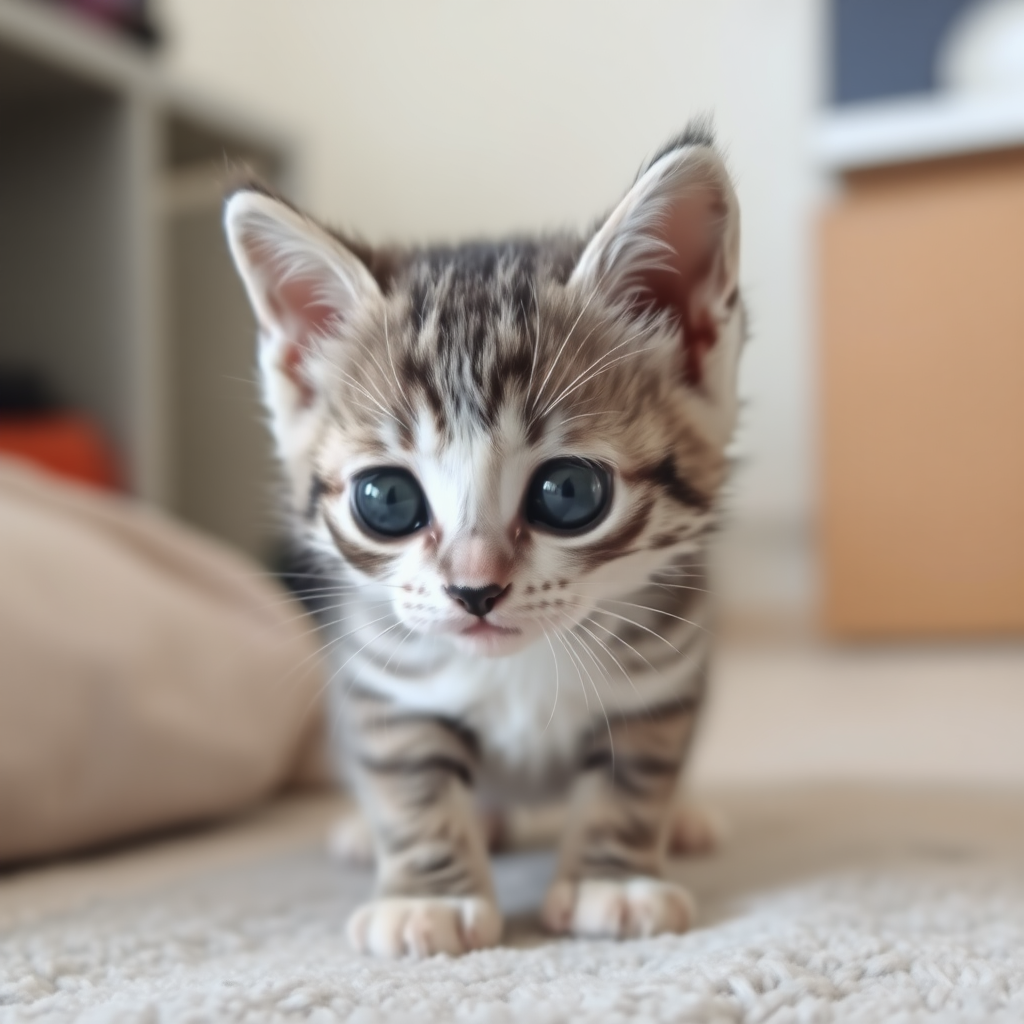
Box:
445;583;509;618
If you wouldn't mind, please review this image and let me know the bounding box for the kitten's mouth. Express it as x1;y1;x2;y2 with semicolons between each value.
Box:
459;620;521;639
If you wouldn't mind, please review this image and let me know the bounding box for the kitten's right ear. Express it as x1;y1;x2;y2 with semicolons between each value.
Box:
224;190;382;437
569;130;741;445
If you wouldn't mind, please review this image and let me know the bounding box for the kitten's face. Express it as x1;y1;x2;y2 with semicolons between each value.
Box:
305;268;725;656
226;130;743;656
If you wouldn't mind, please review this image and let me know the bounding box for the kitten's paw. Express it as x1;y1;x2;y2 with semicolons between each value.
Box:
327;808;375;865
668;801;725;856
346;896;502;958
541;877;693;939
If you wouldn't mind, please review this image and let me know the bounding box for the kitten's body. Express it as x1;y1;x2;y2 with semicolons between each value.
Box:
226;124;742;957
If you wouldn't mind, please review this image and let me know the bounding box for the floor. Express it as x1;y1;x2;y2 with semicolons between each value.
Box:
3;637;1024;1022
691;635;1024;789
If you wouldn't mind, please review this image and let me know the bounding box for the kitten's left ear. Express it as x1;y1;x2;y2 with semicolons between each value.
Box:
570;130;742;438
224;189;383;445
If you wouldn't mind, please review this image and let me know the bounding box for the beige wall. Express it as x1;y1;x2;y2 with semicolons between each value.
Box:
160;0;823;613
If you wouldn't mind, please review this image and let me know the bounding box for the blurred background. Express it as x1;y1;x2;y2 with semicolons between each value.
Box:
1;0;1022;804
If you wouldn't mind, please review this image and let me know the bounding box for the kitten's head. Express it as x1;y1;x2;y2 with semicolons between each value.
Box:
225;125;742;656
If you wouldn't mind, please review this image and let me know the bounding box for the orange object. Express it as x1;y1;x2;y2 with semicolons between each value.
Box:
0;414;121;491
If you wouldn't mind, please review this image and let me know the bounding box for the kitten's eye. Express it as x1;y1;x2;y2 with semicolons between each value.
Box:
352;468;430;537
526;458;611;533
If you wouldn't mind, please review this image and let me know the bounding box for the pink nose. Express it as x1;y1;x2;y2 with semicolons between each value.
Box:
447;536;510;586
445;584;509;618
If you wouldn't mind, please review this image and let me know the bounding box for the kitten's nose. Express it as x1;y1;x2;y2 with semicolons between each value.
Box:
445;584;508;618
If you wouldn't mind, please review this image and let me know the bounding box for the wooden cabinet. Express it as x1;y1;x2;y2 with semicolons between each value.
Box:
820;149;1024;637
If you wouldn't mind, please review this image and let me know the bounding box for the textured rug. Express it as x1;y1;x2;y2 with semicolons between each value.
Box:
3;788;1024;1023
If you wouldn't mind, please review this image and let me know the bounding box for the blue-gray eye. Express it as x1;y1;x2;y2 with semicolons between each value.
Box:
352;468;429;537
526;459;610;532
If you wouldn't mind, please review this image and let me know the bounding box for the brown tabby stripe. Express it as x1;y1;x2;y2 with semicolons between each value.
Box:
554;700;698;883
366;711;482;759
343;689;493;900
607;693;701;726
324;515;396;577
306;474;332;520
357;753;474;789
622;457;710;512
571;502;652;575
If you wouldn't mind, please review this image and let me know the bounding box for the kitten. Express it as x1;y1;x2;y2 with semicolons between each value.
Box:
224;123;743;958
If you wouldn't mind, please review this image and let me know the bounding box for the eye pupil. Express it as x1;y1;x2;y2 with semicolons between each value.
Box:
353;469;429;537
527;459;610;532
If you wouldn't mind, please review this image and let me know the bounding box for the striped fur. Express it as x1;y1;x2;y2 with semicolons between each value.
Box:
225;124;744;957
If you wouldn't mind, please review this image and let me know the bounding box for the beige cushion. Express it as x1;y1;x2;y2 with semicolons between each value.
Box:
0;457;329;863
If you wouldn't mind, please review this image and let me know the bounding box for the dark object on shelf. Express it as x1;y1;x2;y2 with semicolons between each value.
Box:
0;367;121;491
41;0;161;47
0;367;61;416
831;0;977;105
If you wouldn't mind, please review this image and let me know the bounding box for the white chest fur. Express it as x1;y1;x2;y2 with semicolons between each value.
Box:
330;603;698;801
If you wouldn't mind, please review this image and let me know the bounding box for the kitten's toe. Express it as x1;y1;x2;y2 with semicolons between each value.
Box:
542;877;693;939
327;807;376;865
346;896;502;958
668;800;726;856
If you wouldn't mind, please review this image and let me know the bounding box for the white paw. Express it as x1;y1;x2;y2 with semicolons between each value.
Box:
346;896;503;958
668;801;725;856
327;808;375;865
542;877;693;939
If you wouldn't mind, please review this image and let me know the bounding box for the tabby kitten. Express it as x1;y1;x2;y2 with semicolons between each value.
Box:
225;124;742;958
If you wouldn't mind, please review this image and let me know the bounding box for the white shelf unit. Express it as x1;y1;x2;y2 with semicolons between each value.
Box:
0;0;297;559
814;93;1024;174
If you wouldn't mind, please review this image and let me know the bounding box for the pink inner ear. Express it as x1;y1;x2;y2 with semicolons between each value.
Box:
632;193;727;388
267;275;341;408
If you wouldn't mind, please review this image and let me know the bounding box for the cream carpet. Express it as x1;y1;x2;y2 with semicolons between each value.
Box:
3;786;1024;1023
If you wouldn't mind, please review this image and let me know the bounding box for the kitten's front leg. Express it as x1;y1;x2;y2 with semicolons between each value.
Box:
343;690;501;957
542;696;698;940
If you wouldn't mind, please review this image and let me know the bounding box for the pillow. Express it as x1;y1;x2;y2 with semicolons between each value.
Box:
0;457;330;864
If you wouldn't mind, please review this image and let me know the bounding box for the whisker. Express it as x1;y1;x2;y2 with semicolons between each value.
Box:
539;318;658;419
542;344;661;418
330;618;405;695
380;623;417;674
344;341;396;414
530;283;599;416
551;628;589;714
323;363;403;425
602;599;713;636
253;584;394;612
523;283;541;413
538;616;561;734
650;582;715;596
562;627;614;769
556;410;624;426
576;620;643;703
278;597;395;637
585;606;681;653
534;318;603;420
584;614;662;678
569;622;612;689
310;618;406;731
383;306;418;421
276;609;398;691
